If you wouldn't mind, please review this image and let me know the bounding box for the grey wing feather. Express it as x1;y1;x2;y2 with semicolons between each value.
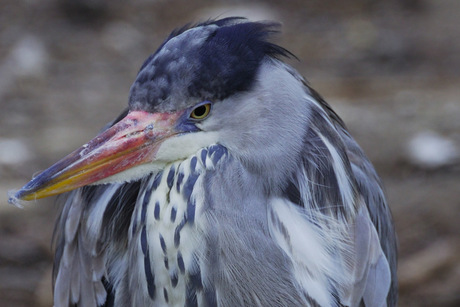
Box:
54;246;72;305
53;189;107;307
339;129;397;306
340;205;391;307
345;136;398;306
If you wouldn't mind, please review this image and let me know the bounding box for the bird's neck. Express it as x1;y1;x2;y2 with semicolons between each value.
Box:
124;144;228;305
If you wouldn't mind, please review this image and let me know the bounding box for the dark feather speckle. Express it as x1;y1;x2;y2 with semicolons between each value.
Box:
187;199;196;225
159;234;167;254
152;171;163;189
171;271;179;288
141;186;153;224
167;165;175;189
170;206;177;223
174;217;187;248
144;249;156;300
190;156;198;174
154;201;160;220
141;226;148;255
163;288;169;303
176;172;185;193
183;172;199;201
177;251;185;274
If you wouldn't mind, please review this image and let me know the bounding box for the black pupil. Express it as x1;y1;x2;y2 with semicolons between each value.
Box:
194;105;207;117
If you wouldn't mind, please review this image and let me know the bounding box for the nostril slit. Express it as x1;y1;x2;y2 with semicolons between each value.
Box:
125;131;142;138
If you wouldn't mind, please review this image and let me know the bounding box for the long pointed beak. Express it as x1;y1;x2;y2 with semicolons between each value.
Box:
11;110;181;201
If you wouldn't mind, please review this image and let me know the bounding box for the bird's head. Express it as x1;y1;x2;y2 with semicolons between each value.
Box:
10;17;311;203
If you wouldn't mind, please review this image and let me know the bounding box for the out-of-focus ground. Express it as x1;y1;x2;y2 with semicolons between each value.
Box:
0;0;459;306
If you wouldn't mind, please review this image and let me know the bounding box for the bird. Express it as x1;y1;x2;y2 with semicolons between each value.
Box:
10;17;397;307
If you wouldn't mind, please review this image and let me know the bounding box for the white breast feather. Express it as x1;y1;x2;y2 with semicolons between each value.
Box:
268;197;348;306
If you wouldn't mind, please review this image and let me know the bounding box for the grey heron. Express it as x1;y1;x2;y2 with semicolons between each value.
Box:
10;17;397;307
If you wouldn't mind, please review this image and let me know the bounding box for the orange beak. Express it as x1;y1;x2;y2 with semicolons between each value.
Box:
11;110;182;201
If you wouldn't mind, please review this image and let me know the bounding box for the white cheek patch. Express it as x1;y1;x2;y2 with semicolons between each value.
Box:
155;131;220;162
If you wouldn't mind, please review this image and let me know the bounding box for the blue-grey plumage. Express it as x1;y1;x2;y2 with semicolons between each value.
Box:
12;17;397;306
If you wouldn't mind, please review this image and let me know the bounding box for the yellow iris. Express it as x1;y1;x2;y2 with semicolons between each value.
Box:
190;103;211;120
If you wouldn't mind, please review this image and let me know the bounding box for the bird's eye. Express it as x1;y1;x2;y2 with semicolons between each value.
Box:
190;103;211;120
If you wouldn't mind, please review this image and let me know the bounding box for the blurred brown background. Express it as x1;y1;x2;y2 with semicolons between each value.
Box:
1;0;459;306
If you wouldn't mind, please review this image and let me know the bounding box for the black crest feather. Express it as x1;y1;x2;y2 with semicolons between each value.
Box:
130;18;294;111
188;18;293;100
